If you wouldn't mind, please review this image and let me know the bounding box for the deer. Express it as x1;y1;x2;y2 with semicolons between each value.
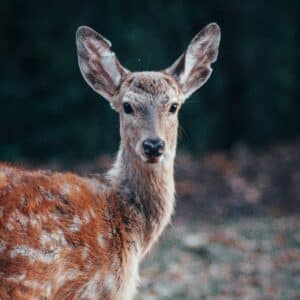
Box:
0;23;220;299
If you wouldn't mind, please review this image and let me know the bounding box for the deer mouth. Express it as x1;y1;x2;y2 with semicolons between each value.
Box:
139;137;165;164
145;156;161;164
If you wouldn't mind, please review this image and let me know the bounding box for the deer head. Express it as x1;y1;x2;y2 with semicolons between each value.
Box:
76;23;221;165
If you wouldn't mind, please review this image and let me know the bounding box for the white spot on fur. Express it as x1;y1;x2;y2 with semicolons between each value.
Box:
8;278;52;297
23;279;51;291
29;214;39;227
20;196;26;205
6;222;14;231
0;167;13;176
85;178;105;195
83;211;90;224
78;271;101;299
49;212;59;222
40;229;68;248
0;240;6;253
7;209;29;229
62;183;72;195
69;215;82;232
39;231;53;247
82;246;89;259
29;214;52;228
18;213;29;227
62;183;80;196
105;273;115;291
10;245;59;263
97;234;105;248
65;269;81;281
55;229;68;246
57;268;82;288
7;273;26;282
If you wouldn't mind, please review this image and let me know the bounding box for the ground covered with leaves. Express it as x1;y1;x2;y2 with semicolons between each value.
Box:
138;216;300;300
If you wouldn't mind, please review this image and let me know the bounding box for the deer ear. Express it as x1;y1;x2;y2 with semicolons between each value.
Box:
165;23;221;100
76;26;130;104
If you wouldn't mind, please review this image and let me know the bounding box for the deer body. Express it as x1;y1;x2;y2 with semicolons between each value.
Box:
0;148;173;299
0;23;220;299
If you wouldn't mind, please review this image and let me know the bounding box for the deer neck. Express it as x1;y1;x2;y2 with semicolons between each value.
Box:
108;144;175;255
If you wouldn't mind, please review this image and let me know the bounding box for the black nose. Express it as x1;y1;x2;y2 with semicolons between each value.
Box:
143;138;165;158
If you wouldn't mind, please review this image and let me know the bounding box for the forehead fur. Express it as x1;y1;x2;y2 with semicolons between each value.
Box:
121;72;180;102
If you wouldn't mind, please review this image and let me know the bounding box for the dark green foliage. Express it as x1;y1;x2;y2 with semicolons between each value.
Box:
0;0;299;161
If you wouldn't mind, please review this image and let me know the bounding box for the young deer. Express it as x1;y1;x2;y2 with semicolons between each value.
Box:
0;23;220;299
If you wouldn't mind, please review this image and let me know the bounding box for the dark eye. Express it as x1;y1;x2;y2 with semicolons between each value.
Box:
123;102;134;114
169;103;178;113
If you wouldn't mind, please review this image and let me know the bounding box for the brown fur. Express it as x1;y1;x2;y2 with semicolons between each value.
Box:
0;163;142;299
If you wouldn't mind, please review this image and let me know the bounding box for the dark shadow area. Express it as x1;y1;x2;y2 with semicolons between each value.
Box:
0;1;299;161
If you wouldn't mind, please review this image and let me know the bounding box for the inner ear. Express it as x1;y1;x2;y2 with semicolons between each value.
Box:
76;26;130;103
165;23;221;99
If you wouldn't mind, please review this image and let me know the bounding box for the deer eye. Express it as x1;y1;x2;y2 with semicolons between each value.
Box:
169;103;178;114
123;102;134;114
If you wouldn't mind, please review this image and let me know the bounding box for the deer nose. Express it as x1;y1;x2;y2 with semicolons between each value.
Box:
143;138;165;158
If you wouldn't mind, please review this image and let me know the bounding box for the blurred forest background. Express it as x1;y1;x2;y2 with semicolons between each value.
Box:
0;0;299;161
0;1;300;299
